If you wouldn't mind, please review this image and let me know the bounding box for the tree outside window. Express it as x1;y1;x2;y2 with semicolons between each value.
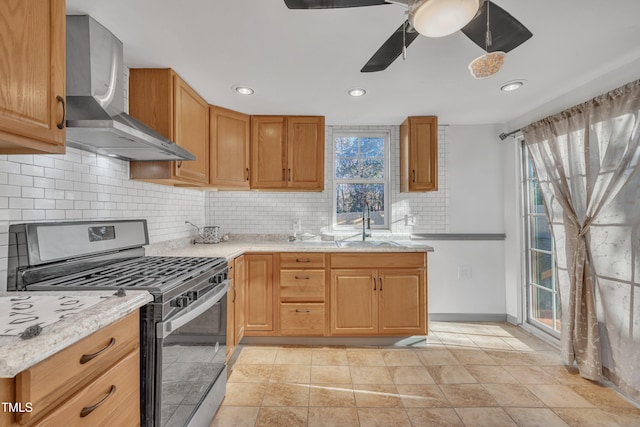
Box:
333;132;389;229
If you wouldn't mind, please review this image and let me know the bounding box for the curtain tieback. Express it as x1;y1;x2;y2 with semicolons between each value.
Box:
578;216;595;237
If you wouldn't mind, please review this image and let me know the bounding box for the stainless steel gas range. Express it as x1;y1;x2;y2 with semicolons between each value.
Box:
7;220;228;427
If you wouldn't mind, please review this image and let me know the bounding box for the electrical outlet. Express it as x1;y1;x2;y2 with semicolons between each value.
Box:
458;265;472;279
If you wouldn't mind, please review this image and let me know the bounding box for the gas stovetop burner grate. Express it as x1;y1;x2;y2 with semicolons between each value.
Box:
28;256;227;294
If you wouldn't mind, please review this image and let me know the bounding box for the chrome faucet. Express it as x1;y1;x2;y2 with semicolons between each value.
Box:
362;202;372;241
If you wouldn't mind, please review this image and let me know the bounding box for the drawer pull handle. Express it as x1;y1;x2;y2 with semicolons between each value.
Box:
295;309;311;313
295;258;311;263
294;275;310;280
80;385;116;417
56;96;66;129
80;338;116;364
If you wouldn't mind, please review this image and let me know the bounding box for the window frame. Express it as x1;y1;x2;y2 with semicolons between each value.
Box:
332;131;391;231
521;139;561;338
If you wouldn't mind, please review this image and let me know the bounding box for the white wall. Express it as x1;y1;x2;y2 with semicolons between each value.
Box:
0;148;205;291
426;125;507;319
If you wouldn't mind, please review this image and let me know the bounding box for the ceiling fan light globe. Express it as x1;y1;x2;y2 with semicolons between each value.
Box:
410;0;480;38
468;51;505;79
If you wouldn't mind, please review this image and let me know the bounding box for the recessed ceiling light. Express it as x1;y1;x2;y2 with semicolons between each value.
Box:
500;80;525;92
347;88;366;97
232;85;254;95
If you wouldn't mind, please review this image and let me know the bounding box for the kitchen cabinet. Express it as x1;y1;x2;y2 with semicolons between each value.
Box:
227;256;246;360
244;254;274;335
0;312;140;426
250;116;324;191
400;116;438;192
129;68;210;185
209;106;250;189
0;0;66;155
330;253;427;336
277;253;327;336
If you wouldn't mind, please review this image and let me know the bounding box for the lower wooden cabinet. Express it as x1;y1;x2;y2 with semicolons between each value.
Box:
330;252;427;336
238;252;427;338
244;254;274;334
0;312;141;426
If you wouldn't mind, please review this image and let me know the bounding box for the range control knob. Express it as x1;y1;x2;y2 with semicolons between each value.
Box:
174;295;189;308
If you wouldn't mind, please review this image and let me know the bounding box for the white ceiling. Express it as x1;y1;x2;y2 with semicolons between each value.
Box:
65;0;640;126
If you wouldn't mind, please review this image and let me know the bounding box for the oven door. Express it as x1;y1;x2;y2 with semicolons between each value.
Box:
156;280;228;427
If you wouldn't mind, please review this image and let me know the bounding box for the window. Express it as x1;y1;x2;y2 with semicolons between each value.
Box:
333;132;389;230
522;143;560;337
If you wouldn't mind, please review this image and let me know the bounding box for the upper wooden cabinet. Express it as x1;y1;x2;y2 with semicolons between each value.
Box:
0;0;66;155
129;68;209;185
250;116;324;191
209;106;250;189
400;116;438;192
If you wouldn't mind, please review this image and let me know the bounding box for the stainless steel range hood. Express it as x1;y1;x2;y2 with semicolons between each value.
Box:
65;15;195;161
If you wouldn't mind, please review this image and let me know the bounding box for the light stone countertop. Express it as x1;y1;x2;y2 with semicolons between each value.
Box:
153;239;434;260
0;290;152;378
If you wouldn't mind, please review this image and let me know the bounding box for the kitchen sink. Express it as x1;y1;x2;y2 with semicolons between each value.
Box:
335;240;404;248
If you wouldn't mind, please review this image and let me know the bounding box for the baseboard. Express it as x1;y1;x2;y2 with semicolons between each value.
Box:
603;366;640;406
506;314;519;325
240;335;429;347
428;313;508;322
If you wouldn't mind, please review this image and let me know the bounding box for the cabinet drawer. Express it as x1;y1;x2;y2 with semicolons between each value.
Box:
330;253;425;269
16;312;139;424
279;253;325;268
279;304;325;336
38;349;140;427
279;270;325;302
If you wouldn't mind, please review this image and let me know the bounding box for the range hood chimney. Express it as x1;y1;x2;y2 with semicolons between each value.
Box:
65;15;195;161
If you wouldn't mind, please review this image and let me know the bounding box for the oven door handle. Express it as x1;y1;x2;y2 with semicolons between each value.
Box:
156;280;229;339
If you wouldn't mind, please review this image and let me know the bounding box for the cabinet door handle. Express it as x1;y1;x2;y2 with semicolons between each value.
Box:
56;96;66;129
80;385;116;417
246;168;250;181
294;275;310;280
295;309;311;313
295;258;311;263
373;277;377;291
282;168;286;181
177;161;183;169
288;168;292;181
231;284;237;303
80;338;116;364
379;277;383;291
412;169;416;183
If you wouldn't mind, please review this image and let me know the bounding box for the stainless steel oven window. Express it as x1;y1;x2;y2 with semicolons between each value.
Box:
157;282;228;427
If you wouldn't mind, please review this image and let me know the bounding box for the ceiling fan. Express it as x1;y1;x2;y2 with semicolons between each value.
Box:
284;0;532;73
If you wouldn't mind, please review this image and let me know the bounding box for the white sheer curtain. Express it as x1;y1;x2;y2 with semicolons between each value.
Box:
522;80;640;382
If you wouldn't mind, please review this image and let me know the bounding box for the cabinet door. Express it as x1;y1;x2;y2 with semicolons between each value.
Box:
173;75;210;184
250;116;287;189
400;116;438;192
244;254;274;332
378;269;426;335
330;269;377;335
234;256;246;344
0;0;65;154
287;116;324;190
210;106;250;188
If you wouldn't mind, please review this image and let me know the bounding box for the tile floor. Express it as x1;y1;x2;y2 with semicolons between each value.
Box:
210;322;640;427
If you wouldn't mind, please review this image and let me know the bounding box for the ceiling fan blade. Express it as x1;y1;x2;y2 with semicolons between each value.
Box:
284;0;389;9
361;20;420;72
461;1;532;53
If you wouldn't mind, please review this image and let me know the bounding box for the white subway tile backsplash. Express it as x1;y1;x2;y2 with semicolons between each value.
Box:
205;125;449;235
0;146;206;291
